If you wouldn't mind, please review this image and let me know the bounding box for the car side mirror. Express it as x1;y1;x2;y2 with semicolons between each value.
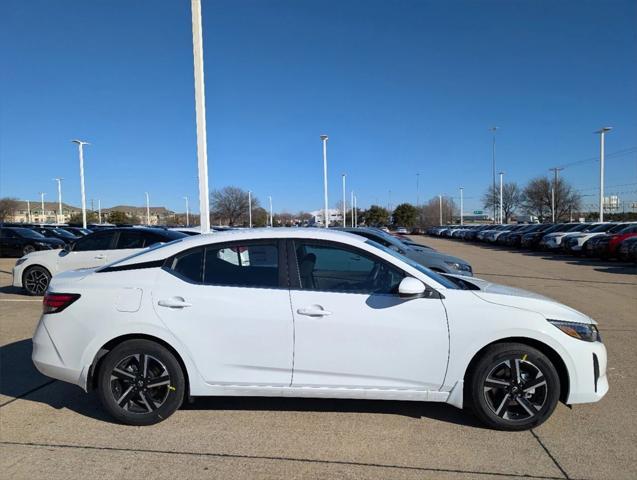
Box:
398;277;426;299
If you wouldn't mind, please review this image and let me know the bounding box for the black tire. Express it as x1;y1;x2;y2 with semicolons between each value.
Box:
22;266;51;296
97;339;185;426
467;343;560;431
23;244;36;256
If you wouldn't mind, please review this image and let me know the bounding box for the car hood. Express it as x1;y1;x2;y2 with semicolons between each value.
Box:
22;248;63;260
410;250;468;266
446;274;595;324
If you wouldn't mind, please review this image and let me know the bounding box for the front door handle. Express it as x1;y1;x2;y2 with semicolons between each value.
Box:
94;254;106;259
297;305;332;317
158;297;192;309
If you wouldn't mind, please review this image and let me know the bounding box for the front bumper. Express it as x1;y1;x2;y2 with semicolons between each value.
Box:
566;339;609;404
12;266;23;288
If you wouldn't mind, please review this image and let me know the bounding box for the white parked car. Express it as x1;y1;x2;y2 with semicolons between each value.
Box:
32;228;607;430
13;228;186;295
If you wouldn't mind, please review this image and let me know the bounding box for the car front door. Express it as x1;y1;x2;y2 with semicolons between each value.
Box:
289;239;449;391
152;240;293;387
59;230;117;271
0;229;17;256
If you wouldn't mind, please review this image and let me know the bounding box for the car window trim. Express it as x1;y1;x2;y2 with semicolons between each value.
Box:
287;238;415;296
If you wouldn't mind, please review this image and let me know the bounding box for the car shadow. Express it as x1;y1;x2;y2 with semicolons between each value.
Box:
0;285;29;295
0;339;484;428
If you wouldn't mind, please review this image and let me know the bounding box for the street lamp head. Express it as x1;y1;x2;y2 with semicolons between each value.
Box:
594;127;612;134
72;139;91;145
489;126;499;133
320;135;328;141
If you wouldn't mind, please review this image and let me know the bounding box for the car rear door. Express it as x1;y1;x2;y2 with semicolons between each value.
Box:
58;230;117;271
152;239;293;386
288;239;449;391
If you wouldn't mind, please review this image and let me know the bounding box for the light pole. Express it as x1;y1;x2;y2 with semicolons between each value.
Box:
438;194;443;225
247;191;252;228
268;196;273;227
460;187;464;226
595;127;612;222
489;127;498;224
351;191;355;227
354;195;358;227
72;140;90;229
549;167;563;223
499;171;504;224
39;192;46;224
145;192;150;225
190;0;211;233
342;174;346;227
183;196;190;227
320;134;329;228
27;200;31;223
98;199;102;224
53;178;63;225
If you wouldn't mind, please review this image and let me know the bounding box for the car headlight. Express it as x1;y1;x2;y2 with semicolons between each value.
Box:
548;319;601;342
15;257;28;266
445;261;472;272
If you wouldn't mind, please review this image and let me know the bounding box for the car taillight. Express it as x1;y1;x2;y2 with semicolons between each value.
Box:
43;293;80;314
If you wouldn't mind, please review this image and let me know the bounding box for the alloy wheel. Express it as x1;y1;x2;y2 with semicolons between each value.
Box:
24;268;50;295
483;357;548;421
110;354;172;414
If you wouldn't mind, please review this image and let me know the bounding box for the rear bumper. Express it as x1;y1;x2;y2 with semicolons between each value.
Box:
32;317;85;389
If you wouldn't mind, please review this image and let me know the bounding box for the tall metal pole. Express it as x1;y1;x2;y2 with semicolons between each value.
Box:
499;172;504;224
53;178;63;225
268;196;273;227
489;127;498;224
247;191;252;228
39;192;46;224
460;187;464;226
549;167;563;223
72;140;90;229
98;200;101;224
439;194;443;225
354;195;358;227
27;200;31;223
183;196;190;227
320;135;329;228
145;192;150;225
596;127;612;222
351;191;354;227
342;174;346;227
191;0;211;233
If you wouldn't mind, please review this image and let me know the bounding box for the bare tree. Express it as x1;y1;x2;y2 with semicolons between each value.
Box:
210;187;260;226
521;176;580;222
482;182;522;223
0;197;19;222
418;196;457;226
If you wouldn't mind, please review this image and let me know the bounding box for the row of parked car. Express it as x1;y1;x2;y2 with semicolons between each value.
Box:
426;222;637;263
1;223;475;296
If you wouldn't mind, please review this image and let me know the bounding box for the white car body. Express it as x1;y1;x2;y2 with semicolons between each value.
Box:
32;229;607;412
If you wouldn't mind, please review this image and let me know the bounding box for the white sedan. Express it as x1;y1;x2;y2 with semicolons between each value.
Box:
32;228;607;430
13;228;186;295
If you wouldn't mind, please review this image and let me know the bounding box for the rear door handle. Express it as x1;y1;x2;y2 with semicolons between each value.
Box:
297;306;332;317
158;297;192;309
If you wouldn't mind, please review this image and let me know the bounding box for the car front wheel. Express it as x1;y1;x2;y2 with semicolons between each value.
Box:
23;266;51;296
468;343;560;431
97;339;185;426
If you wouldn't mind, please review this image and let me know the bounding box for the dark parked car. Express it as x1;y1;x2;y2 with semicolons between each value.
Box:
520;223;575;249
618;237;637;263
61;227;93;237
30;226;79;245
0;227;64;257
501;224;550;247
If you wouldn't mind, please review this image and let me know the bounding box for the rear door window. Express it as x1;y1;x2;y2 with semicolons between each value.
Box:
203;242;279;288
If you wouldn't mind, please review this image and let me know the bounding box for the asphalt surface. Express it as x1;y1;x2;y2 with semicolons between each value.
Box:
1;238;635;480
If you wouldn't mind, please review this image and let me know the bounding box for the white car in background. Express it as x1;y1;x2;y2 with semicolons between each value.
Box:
540;223;597;250
13;228;186;295
32;228;607;430
563;223;634;253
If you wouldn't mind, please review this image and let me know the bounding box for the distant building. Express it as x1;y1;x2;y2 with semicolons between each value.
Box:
6;201;80;224
309;209;343;226
102;205;176;225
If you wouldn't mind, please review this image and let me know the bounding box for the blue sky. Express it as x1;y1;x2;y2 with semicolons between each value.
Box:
1;0;636;214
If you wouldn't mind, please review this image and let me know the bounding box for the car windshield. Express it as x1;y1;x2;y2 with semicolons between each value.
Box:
51;228;77;239
364;239;459;289
97;238;185;271
589;223;614;233
12;228;46;239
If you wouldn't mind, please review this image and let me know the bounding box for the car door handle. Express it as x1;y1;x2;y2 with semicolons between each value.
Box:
297;306;332;317
158;297;192;309
94;254;106;259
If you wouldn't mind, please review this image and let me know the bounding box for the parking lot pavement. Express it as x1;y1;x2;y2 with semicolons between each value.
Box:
0;246;635;480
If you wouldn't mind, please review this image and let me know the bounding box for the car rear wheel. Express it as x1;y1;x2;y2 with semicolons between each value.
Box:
97;339;185;426
23;266;51;296
467;343;560;431
22;244;36;256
